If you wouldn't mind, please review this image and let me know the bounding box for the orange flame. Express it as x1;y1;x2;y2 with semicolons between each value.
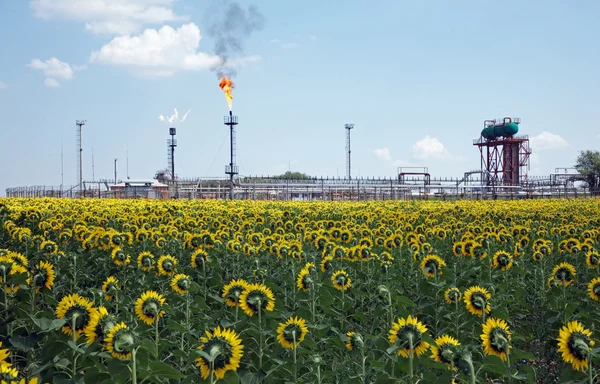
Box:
219;76;234;110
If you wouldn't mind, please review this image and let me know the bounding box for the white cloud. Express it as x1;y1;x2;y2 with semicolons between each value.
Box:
374;147;391;161
410;136;450;160
530;131;568;151
44;78;61;88
30;0;184;35
28;57;82;87
0;81;6;89
90;23;257;77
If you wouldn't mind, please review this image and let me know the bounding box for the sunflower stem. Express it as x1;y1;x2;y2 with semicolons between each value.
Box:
341;288;345;330
258;305;263;374
361;346;366;384
131;347;138;384
210;359;215;384
293;331;298;384
30;283;36;313
317;364;321;384
589;351;593;384
467;357;476;384
408;333;414;383
154;315;159;358
506;347;512;384
72;314;78;378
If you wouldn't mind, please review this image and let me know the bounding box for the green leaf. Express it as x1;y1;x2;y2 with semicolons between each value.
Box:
145;360;185;379
394;296;416;307
9;334;38;352
32;317;67;332
166;319;186;333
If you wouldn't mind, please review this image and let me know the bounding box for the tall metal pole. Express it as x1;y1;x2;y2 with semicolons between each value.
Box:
114;158;118;184
76;120;86;196
345;123;355;180
169;128;177;198
224;111;238;200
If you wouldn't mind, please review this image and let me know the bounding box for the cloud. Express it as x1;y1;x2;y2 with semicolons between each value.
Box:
410;136;450;160
90;23;258;77
27;57;82;87
44;78;61;87
530;131;568;151
0;81;6;89
30;0;184;35
159;107;191;125
374;147;391;161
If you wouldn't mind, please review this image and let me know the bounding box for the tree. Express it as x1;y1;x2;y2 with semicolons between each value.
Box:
275;171;311;180
574;150;600;189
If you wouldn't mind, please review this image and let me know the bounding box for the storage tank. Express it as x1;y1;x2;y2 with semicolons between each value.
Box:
481;122;519;140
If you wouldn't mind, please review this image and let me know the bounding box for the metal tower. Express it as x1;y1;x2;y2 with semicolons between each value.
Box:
224;111;239;199
168;128;177;198
76;120;86;196
345;123;354;179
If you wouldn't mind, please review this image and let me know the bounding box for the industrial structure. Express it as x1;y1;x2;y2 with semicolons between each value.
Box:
224;111;239;199
473;117;532;188
75;120;86;195
6;116;594;200
345;123;354;179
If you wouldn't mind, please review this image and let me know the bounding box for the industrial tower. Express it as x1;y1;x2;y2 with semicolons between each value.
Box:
345;123;354;179
168;128;177;198
224;111;239;199
76;120;86;196
473;117;531;187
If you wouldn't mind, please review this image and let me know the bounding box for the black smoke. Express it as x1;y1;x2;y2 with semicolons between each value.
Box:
207;1;266;76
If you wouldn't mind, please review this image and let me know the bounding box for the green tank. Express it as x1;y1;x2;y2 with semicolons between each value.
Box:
481;122;519;140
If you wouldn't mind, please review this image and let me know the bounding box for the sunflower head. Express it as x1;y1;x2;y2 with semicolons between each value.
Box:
388;315;430;358
444;287;461;304
296;267;313;292
331;270;351;291
586;252;600;269
84;306;116;345
430;334;460;369
345;331;363;351
481;318;512;361
320;255;333;273
239;283;276;317
191;249;209;268
32;260;55;293
557;321;593;371
492;251;513;271
276;316;309;349
135;290;166;325
55;293;94;338
101;276;119;300
420;255;447;278
137;251;154;271
157;255;177;276
588;277;600;301
105;322;134;360
463;286;491;317
170;273;191;295
195;327;244;380
111;247;131;266
551;262;576;287
222;279;249;307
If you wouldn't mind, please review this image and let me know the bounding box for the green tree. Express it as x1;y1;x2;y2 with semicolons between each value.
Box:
275;171;311;180
574;150;600;189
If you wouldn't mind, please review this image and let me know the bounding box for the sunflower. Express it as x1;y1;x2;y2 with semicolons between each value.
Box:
239;283;276;317
430;334;460;369
586;251;600;269
588;277;600;301
296;267;312;292
135;290;166;325
84;306;115;345
104;322;134;360
157;254;178;276
491;250;513;271
276;316;309;349
481;318;512;361
420;255;447;278
31;260;55;293
557;321;593;371
444;287;461;304
463;286;491;317
452;242;464;257
331;270;352;291
0;364;19;381
137;251;154;271
191;249;209;268
388;315;430;358
55;293;94;338
111;247;131;266
345;331;363;351
170;273;191;295
222;279;249;307
39;240;58;254
551;262;576;287
101;276;119;300
195;327;244;380
320;255;333;273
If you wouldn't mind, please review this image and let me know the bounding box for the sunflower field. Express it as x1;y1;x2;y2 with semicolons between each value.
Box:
1;198;600;384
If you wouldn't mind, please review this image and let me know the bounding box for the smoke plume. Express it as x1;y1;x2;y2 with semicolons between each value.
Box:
207;1;265;76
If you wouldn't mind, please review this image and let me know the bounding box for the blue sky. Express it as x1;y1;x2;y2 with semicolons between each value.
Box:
1;0;599;195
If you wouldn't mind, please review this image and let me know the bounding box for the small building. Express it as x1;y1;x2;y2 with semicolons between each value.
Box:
110;179;169;199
